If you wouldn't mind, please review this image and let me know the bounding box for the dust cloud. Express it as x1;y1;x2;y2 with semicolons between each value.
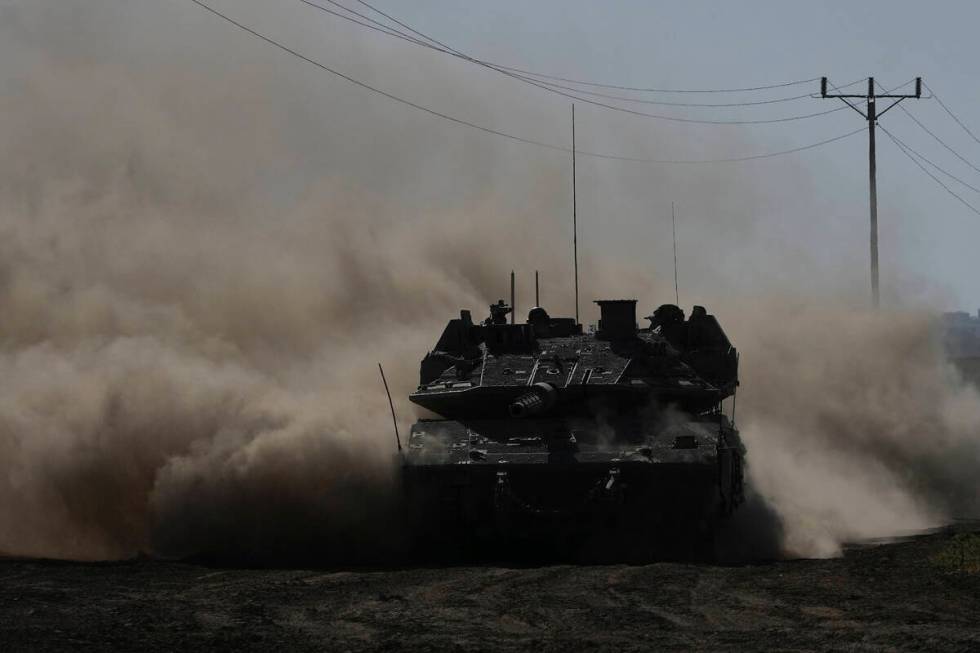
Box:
0;0;977;561
0;111;583;560
728;304;980;557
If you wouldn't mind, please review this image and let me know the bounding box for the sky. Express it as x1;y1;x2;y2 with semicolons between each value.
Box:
5;0;980;313
224;0;980;310
336;0;980;311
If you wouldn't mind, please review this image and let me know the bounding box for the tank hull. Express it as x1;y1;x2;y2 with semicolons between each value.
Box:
401;416;744;562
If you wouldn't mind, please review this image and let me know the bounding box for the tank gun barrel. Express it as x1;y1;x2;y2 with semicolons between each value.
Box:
508;383;557;418
509;393;545;417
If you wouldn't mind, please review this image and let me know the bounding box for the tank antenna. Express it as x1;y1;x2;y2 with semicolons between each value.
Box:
730;353;739;426
378;363;402;453
535;270;540;306
730;385;737;427
672;201;680;306
571;104;580;324
510;270;516;324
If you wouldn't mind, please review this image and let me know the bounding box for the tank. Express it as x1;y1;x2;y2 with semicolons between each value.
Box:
402;298;745;561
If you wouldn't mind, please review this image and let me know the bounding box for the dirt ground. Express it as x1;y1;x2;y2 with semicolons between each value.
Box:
1;528;979;652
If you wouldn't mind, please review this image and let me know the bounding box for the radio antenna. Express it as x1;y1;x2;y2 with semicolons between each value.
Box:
535;270;540;306
571;104;580;324
671;201;680;305
510;270;516;324
378;363;401;453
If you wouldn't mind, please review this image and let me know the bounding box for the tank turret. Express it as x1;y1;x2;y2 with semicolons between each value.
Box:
409;298;737;419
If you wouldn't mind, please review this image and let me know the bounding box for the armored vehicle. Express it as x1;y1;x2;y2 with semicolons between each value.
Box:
403;298;744;560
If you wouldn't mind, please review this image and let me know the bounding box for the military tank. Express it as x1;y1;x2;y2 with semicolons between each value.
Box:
402;297;744;561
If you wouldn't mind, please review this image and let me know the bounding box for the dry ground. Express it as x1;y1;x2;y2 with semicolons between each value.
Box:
1;528;979;652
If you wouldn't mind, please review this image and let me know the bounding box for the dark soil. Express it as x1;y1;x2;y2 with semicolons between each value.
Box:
1;528;979;652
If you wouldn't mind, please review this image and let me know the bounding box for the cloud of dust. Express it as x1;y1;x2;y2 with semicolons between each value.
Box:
726;302;980;557
0;5;565;561
1;0;977;562
0;145;585;560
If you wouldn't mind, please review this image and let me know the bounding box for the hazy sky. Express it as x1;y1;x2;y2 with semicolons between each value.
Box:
327;0;980;310
6;0;980;311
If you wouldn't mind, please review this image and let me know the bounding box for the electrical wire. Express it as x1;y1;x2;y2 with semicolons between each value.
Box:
868;80;980;178
327;0;842;122
882;126;980;217
304;0;845;125
515;82;822;108
582;127;864;164
896;104;980;176
490;66;817;95
300;0;418;42
882;126;980;194
349;0;818;94
188;0;568;150
316;0;864;109
322;0;841;108
188;0;864;164
923;81;980;146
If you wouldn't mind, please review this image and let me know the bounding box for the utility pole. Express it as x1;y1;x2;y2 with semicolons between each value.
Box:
571;104;579;324
821;77;922;308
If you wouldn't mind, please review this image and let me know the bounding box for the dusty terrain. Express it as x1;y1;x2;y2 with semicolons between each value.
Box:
1;528;978;652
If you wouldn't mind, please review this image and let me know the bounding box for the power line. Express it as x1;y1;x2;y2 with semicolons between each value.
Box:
448;61;849;108
299;0;426;46
494;67;817;95
521;83;824;108
351;0;456;52
304;0;846;125
594;128;864;164
923;81;980;147
882;127;980;194
896;104;980;177
188;0;863;165
329;0;845;123
323;0;842;109
320;0;864;108
188;1;567;148
871;80;980;178
882;126;980;217
303;0;443;52
349;0;818;94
